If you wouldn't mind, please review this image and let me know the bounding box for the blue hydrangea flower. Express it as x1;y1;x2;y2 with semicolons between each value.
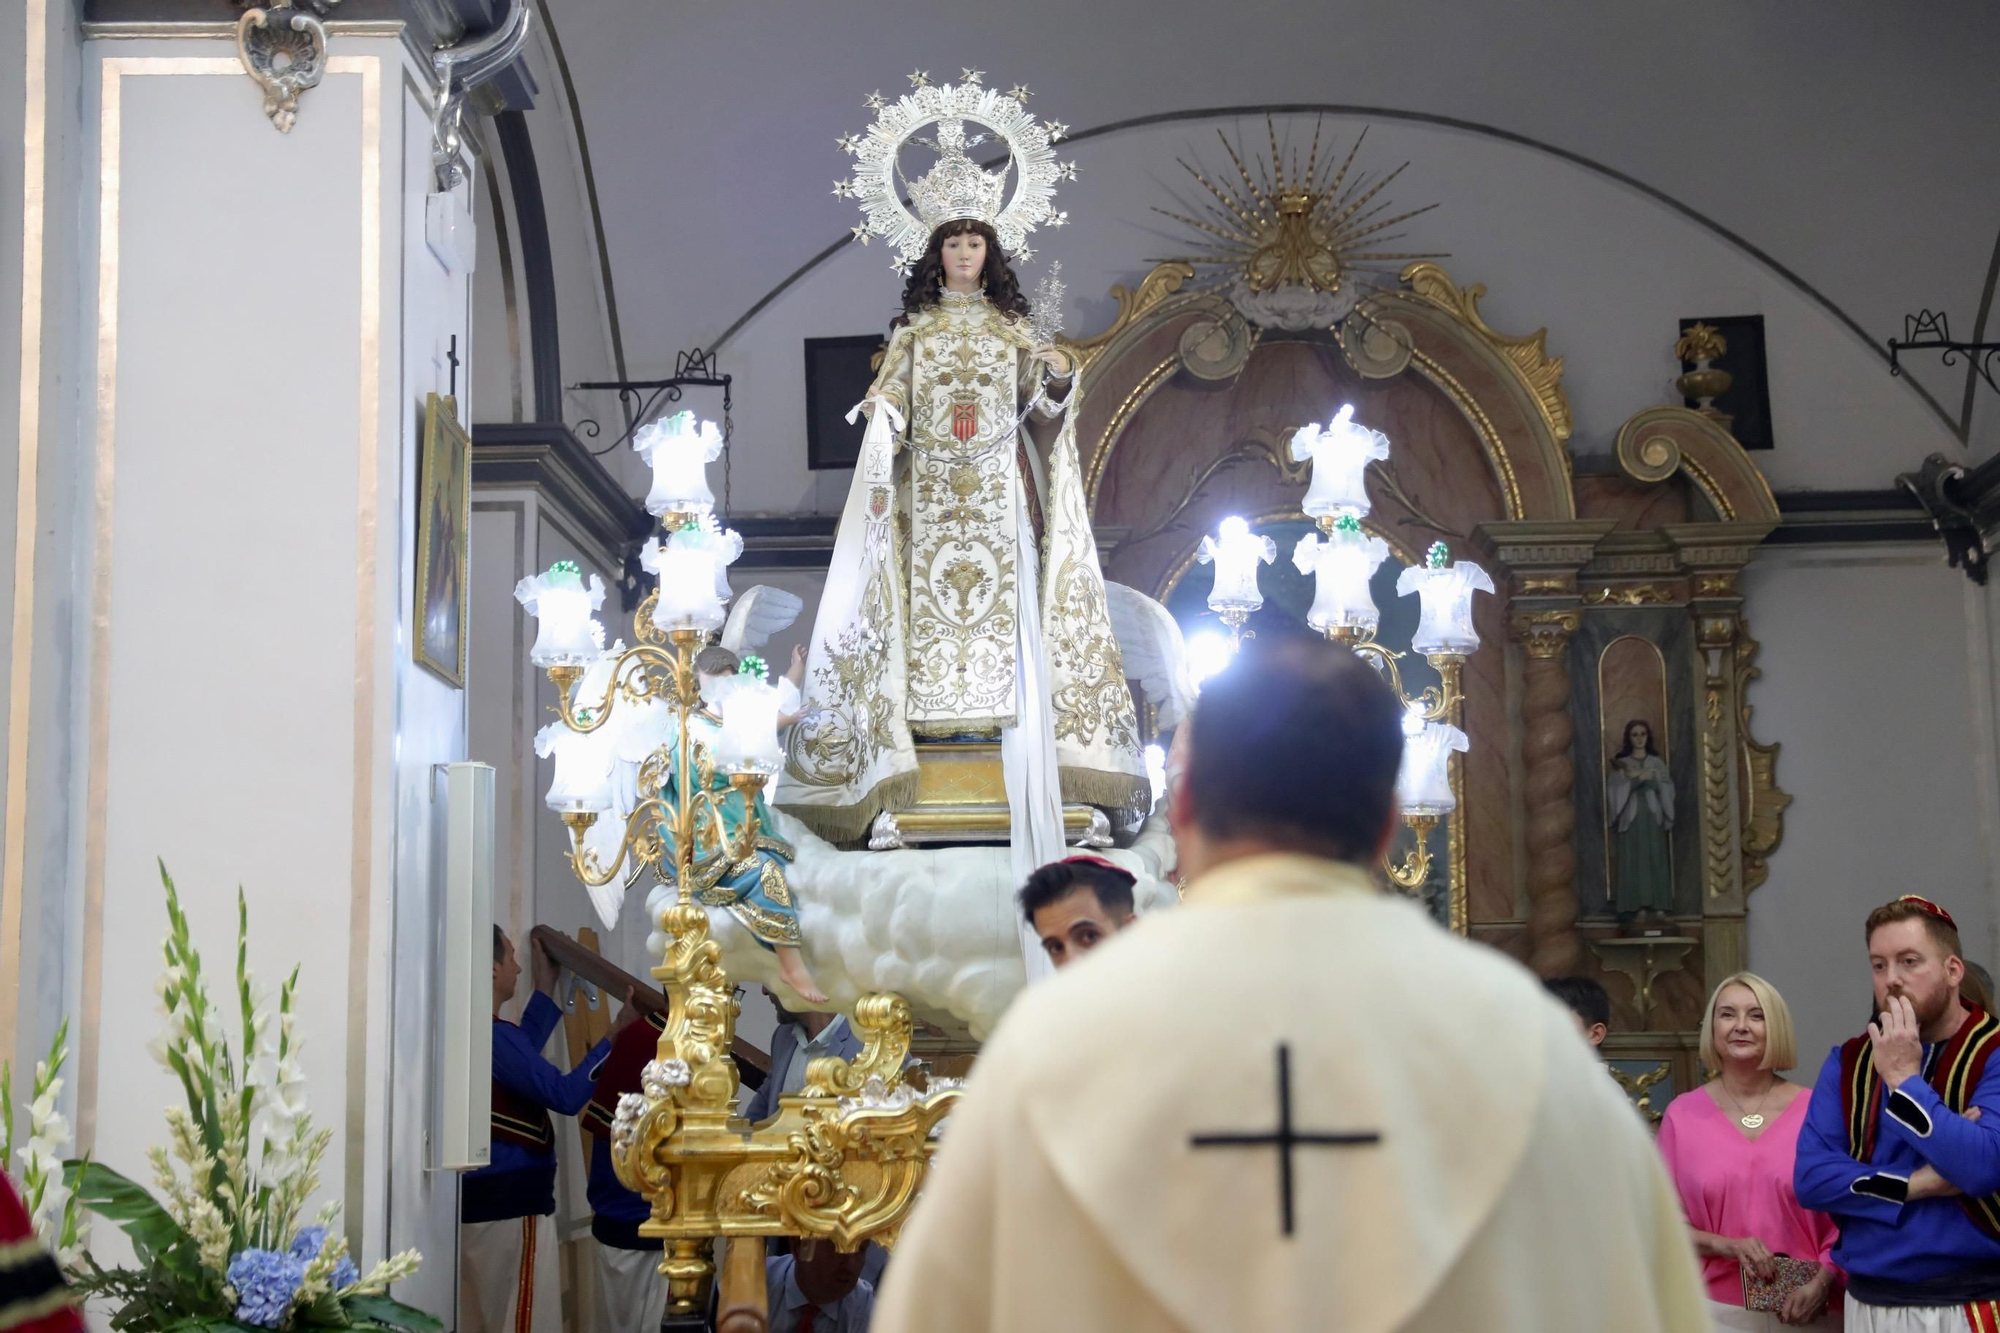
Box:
287;1226;328;1261
227;1248;305;1329
332;1255;361;1290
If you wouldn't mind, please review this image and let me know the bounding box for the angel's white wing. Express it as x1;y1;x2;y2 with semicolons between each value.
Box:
1103;581;1195;730
719;585;805;655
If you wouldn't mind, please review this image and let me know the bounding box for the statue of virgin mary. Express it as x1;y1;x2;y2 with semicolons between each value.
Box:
773;73;1149;879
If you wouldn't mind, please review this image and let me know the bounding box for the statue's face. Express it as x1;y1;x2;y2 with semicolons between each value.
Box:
940;229;986;288
1629;723;1650;753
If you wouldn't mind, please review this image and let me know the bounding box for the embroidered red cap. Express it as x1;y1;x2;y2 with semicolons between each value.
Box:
1895;894;1959;932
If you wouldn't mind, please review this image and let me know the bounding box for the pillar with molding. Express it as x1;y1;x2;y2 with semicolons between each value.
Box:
0;7;530;1321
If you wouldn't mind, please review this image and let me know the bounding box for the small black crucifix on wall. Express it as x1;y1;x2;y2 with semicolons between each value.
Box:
1189;1042;1382;1236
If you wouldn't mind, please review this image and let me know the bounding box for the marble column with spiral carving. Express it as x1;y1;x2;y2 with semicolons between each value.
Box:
1513;610;1583;976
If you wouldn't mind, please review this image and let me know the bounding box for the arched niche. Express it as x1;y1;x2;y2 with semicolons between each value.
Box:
1066;257;1791;1103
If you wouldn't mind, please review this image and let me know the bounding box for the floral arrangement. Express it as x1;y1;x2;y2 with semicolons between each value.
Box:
3;1017;88;1268
60;863;436;1332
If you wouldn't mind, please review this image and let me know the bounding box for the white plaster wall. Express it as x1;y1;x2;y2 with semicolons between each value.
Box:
77;48;374;1257
55;42;472;1314
1742;547;1992;1076
556;0;1999;470
703;113;1961;517
382;55;477;1324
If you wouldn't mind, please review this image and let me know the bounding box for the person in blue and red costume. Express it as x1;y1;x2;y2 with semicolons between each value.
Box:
1796;894;2000;1332
460;926;636;1333
580;996;670;1333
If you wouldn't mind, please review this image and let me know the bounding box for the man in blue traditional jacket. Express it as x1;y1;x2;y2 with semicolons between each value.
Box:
460;926;633;1333
1796;895;2000;1332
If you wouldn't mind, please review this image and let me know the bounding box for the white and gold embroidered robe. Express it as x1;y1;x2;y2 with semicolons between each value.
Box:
775;292;1148;842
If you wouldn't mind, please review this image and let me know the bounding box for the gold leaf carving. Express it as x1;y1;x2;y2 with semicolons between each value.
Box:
1402;262;1573;444
1064;262;1193;370
1581;584;1675;607
1701;680;1734;900
1736;629;1791;894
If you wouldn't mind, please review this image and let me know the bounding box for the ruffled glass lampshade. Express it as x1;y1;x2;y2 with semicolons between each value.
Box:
634;410;724;519
1198;516;1277;615
1396;545;1496;657
1397;711;1469;816
1294;521;1389;635
1292;405;1391;520
515;562;606;666
710;674;786;777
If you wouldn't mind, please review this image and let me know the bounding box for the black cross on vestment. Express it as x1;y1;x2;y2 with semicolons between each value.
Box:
1188;1042;1382;1236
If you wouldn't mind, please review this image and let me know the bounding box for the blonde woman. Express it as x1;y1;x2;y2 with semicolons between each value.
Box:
1657;973;1841;1329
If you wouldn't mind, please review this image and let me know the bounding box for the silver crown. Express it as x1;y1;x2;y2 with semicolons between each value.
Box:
906;120;1009;236
837;71;1075;274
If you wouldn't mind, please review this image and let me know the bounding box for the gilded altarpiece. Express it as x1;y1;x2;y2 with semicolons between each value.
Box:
1069;261;1790;1116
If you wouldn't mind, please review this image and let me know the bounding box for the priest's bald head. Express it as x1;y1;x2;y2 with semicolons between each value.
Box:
1170;638;1404;885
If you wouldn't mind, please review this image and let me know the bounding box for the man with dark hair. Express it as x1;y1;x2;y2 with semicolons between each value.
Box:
1796;895;2000;1330
1018;855;1138;970
460;928;635;1333
876;641;1706;1331
1544;976;1612;1049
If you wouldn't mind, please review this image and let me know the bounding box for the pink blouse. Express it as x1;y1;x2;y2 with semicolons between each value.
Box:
1655;1085;1842;1305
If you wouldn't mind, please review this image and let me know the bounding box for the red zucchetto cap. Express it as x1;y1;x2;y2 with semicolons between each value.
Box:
1894;894;1959;932
1057;853;1135;881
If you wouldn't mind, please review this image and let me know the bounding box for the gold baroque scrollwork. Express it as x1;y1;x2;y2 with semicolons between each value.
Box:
805;994;916;1099
1611;1061;1672;1127
734;1090;961;1251
1402;262;1573;445
1581;584;1675;607
1696;572;1739;597
1062;262;1194;372
1736;629;1791;894
235;0;329;134
1511;609;1580;660
1701;677;1735;901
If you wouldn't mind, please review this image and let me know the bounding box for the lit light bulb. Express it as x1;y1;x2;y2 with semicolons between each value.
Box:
1199;516;1277;615
1185;630;1235;689
1292;404;1391;520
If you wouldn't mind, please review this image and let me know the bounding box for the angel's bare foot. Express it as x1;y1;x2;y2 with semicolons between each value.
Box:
776;947;827;1006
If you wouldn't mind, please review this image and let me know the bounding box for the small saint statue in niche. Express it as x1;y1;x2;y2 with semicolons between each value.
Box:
1608;719;1676;930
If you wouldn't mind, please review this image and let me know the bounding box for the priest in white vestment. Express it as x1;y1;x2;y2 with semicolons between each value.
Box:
873;642;1711;1332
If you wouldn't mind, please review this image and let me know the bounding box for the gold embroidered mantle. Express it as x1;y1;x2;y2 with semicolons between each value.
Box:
776;293;1148;840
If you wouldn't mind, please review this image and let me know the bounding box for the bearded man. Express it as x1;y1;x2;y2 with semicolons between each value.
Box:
1796;896;2000;1331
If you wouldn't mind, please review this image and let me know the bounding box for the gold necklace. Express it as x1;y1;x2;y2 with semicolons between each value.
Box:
1718;1078;1778;1130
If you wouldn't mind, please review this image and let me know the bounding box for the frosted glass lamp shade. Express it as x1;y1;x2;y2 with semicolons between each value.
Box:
641;526;742;633
634;411;724;518
515;564;606;666
1198;517;1277;614
711;676;786;776
1291;405;1391;520
1293;527;1389;634
1398;719;1469;816
1396;560;1496;657
535;719;618;813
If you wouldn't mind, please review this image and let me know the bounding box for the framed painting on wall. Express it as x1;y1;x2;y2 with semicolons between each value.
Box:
416;392;472;687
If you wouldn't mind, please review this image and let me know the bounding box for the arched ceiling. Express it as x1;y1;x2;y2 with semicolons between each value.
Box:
544;0;2000;451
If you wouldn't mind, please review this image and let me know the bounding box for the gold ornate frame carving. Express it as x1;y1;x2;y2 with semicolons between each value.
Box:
1072;261;1577;522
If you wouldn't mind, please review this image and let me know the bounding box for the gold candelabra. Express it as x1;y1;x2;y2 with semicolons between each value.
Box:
539;589;957;1319
1305;513;1468;897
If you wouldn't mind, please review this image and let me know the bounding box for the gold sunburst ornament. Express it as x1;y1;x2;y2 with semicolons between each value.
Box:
1156;119;1443;324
